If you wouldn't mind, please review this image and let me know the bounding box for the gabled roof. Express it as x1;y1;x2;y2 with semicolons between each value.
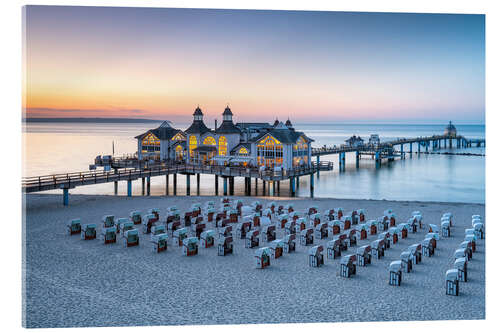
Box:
216;120;242;134
193;106;203;116
222;106;233;116
185;120;212;135
135;126;184;141
230;143;251;154
251;128;314;144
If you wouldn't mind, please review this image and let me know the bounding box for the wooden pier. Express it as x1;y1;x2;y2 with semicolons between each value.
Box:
22;162;333;204
312;134;484;171
22;133;484;205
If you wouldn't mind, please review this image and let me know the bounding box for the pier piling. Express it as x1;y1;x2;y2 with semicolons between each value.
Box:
146;176;150;196
186;174;191;196
316;155;320;178
223;177;228;196
165;174;169;195
215;175;219;195
356;151;360;168
141;177;145;196
196;173;200;196
114;181;118;195
63;188;69;206
310;173;314;198
127;180;132;197
290;177;295;197
173;174;177;195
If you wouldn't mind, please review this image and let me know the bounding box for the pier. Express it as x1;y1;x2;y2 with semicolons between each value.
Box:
22;132;483;205
312;134;484;172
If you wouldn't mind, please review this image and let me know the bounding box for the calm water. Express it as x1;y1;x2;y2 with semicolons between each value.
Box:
23;122;485;203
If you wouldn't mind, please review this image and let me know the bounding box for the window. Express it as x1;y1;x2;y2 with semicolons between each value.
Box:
257;135;283;167
141;133;160;153
189;136;197;158
203;136;216;145
293;136;309;166
171;132;185;141
175;145;184;160
219;136;227;156
238;147;249;155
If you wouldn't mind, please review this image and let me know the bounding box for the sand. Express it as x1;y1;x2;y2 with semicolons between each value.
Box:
23;194;485;328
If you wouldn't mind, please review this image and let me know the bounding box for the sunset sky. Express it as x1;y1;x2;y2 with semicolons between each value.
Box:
23;6;485;123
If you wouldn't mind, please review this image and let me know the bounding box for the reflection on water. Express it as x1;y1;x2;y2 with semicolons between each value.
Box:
23;122;485;203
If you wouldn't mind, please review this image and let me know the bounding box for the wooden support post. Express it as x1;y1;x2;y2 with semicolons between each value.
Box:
254;178;258;195
342;152;346;171
316;155;320;178
263;180;266;196
215;175;219;196
63;188;69;206
375;151;381;169
339;153;342;171
146;176;151;196
141;177;145;196
425;142;429;152
296;176;300;190
418;142;421;154
400;144;404;159
127;180;132;197
173;173;177;195
310;173;314;198
277;181;280;196
290;177;295;197
409;143;412;157
186;174;190;196
196;173;200;196
229;177;234;195
269;180;274;196
114;181;118;195
165;174;169;196
356;151;360;168
223;177;228;196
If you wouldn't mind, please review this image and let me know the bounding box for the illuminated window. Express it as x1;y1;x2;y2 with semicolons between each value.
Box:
175;145;184;160
257;135;283;167
189;136;197;158
203;136;216;146
141;133;160;153
293;136;309;166
238;147;249;155
171;133;185;141
218;136;227;156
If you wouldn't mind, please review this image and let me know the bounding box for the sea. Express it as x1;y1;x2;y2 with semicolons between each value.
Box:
23;122;485;204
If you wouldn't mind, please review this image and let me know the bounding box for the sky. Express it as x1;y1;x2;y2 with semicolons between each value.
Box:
23;6;485;124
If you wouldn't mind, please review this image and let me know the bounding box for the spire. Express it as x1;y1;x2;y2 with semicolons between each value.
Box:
222;105;233;122
193;106;203;121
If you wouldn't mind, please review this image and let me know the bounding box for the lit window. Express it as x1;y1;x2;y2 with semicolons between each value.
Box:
189;136;197;157
219;136;227;156
238;147;249;155
141;133;160;153
171;133;185;141
203;136;216;145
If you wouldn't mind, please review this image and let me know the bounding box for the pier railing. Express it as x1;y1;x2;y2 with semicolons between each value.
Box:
22;161;333;193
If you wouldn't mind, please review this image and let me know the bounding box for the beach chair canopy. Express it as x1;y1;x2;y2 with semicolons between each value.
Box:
327;239;338;248
84;223;97;230
201;229;215;239
372;239;383;249
67;218;81;227
297;217;306;224
465;234;476;242
429;223;439;231
454;248;466;259
255;247;271;257
442;212;453;219
125;229;138;237
356;209;365;215
309;245;323;256
262;225;275;233
183;237;199;246
336;207;344;212
426;232;439;240
390;260;402;272
446;269;459;281
144;214;156;223
454;257;466;270
384;209;393;216
379;231;389;239
148;208;159;214
473;223;484;232
284;234;296;242
301;228;313;236
130;211;141;217
441;221;450;229
217;236;233;245
411;210;421;216
341;254;356;265
471;214;482;221
408;243;421;252
152;225;165;234
342;215;352;222
247;229;259;239
460;241;471;249
278;213;288;221
400;251;412;261
270;239;284;249
357;245;371;255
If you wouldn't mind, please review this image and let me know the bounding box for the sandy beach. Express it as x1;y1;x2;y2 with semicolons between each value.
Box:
23;194;485;328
